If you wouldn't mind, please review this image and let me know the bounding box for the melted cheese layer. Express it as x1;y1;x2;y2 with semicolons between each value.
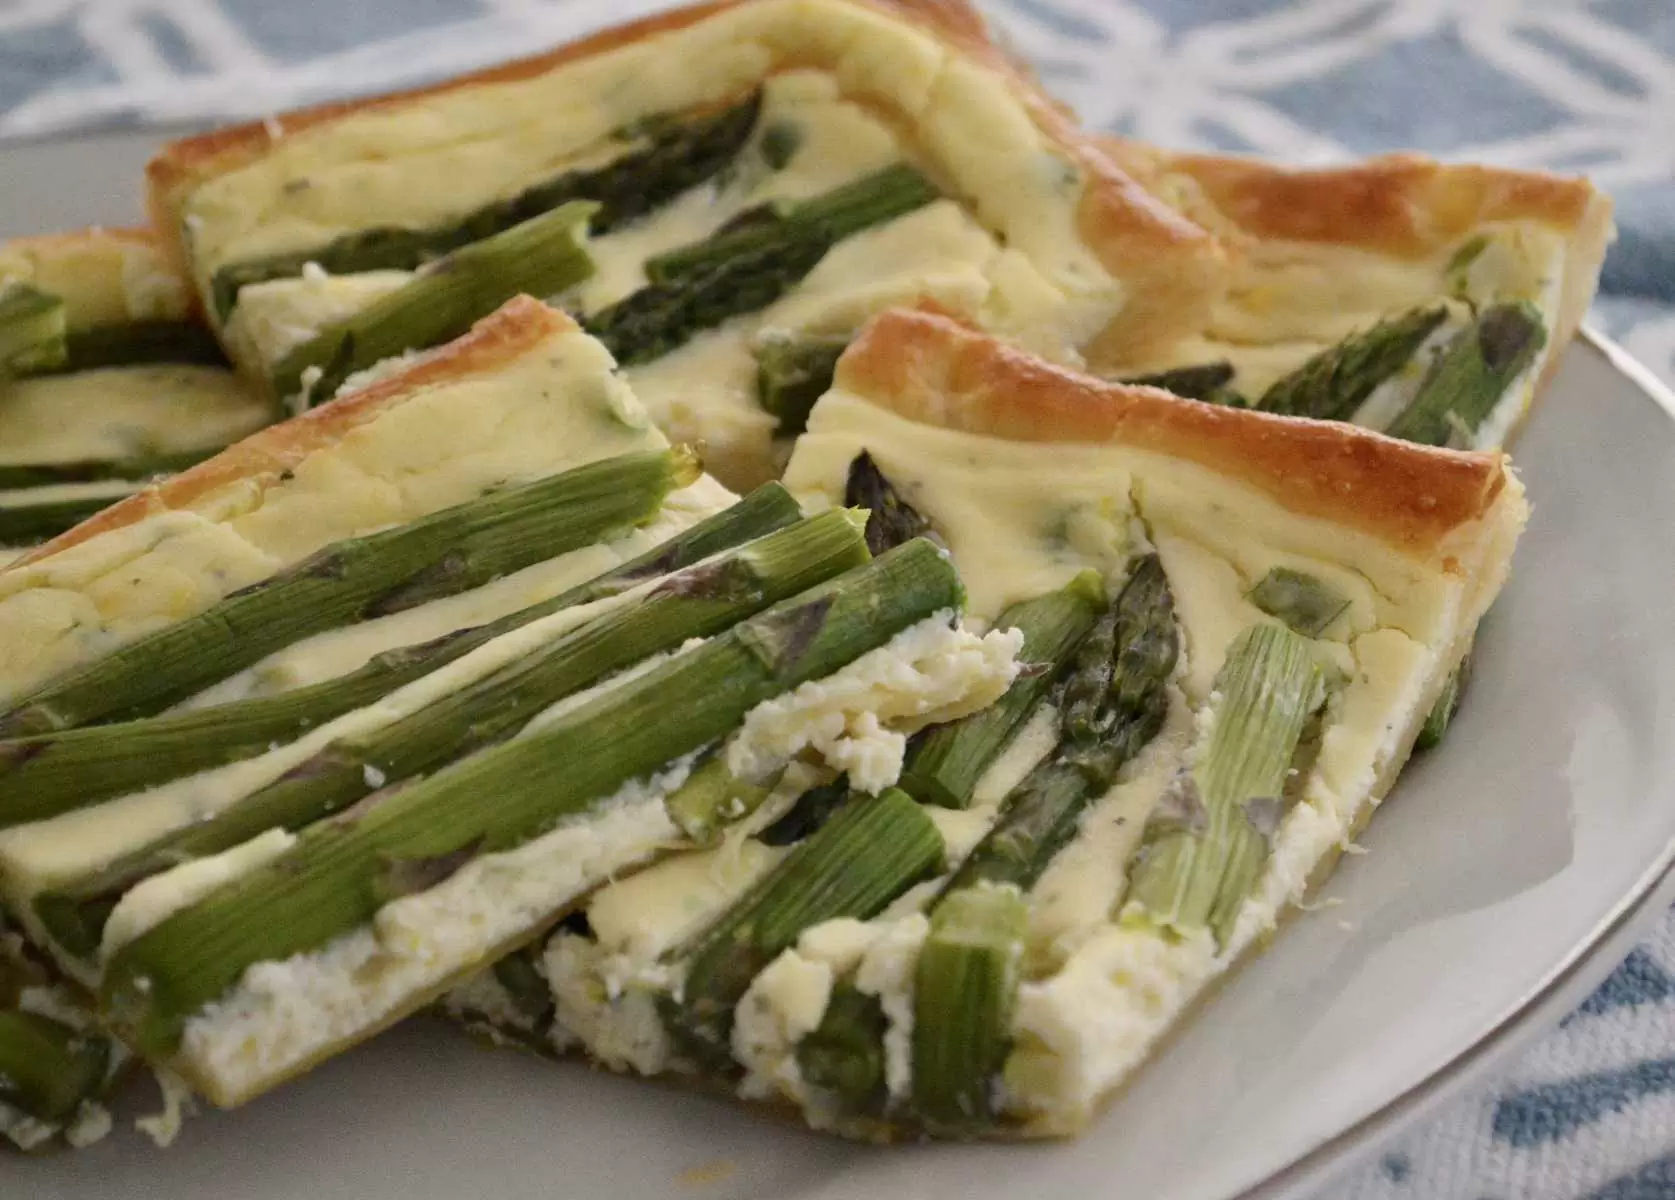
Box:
0;366;271;465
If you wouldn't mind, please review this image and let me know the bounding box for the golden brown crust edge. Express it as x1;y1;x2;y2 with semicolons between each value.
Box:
3;295;578;571
1096;138;1613;390
144;0;1223;354
835;308;1511;556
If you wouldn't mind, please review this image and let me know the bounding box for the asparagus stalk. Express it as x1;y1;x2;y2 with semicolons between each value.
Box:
0;488;138;547
1246;567;1350;638
490;949;556;1035
36;509;870;959
0;281;67;376
662;756;781;846
1257;306;1447;422
844;451;935;556
0;1010;109;1125
643;164;938;282
910;883;1027;1134
0;481;801;829
1415;651;1472;752
662;787;944;1067
102;539;961;1058
269;200;599;402
585;165;939;366
755;777;852;847
208;92;764;320
900;571;1106;809
1127;623;1329;946
905;556;1177;1129
1121;361;1241;405
48;321;230;372
1383;302;1546;447
795;981;889;1106
0;448;696;739
0;449;218;490
754;331;848;435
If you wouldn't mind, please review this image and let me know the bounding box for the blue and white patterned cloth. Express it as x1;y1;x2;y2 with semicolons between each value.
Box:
0;3;1671;1196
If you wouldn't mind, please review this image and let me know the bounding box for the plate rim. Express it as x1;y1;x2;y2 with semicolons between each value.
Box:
1233;325;1675;1200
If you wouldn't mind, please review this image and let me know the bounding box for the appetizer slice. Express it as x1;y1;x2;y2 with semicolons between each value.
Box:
1098;141;1612;451
477;309;1525;1141
144;0;1221;487
0;296;1019;1114
0;229;272;553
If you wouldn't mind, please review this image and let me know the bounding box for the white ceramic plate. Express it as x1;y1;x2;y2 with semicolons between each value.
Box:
5;130;1675;1200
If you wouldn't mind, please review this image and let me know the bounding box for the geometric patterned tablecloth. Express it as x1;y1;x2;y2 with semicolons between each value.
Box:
0;4;1671;1197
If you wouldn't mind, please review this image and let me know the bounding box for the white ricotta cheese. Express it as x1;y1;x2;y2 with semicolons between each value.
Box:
726;615;1023;793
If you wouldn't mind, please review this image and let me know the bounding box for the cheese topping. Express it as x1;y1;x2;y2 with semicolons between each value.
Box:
785;389;1453;641
0;365;271;466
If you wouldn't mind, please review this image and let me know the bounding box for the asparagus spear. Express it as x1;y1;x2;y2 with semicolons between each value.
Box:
0;481;801;830
1246;567;1350;638
1121;361;1241;406
0;1010;109;1125
662;756;782;846
906;556;1177;1130
662;787;945;1068
642;164;938;282
46;321;230;372
910;883;1027;1133
208;92;764;320
0;448;696;739
36;509;869;959
844;451;935;556
0;488;138;546
0;449;218;490
1415;651;1472;752
754;331;848;435
1257;306;1447;422
585;165;939;366
1127;623;1329;946
0;281;67;376
269;200;598;402
103;539;961;1058
1383;302;1546;446
794;983;889;1108
756;776;852;847
900;571;1106;809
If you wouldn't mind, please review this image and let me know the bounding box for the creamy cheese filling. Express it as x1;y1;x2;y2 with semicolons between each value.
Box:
784;389;1451;641
0;365;271;465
